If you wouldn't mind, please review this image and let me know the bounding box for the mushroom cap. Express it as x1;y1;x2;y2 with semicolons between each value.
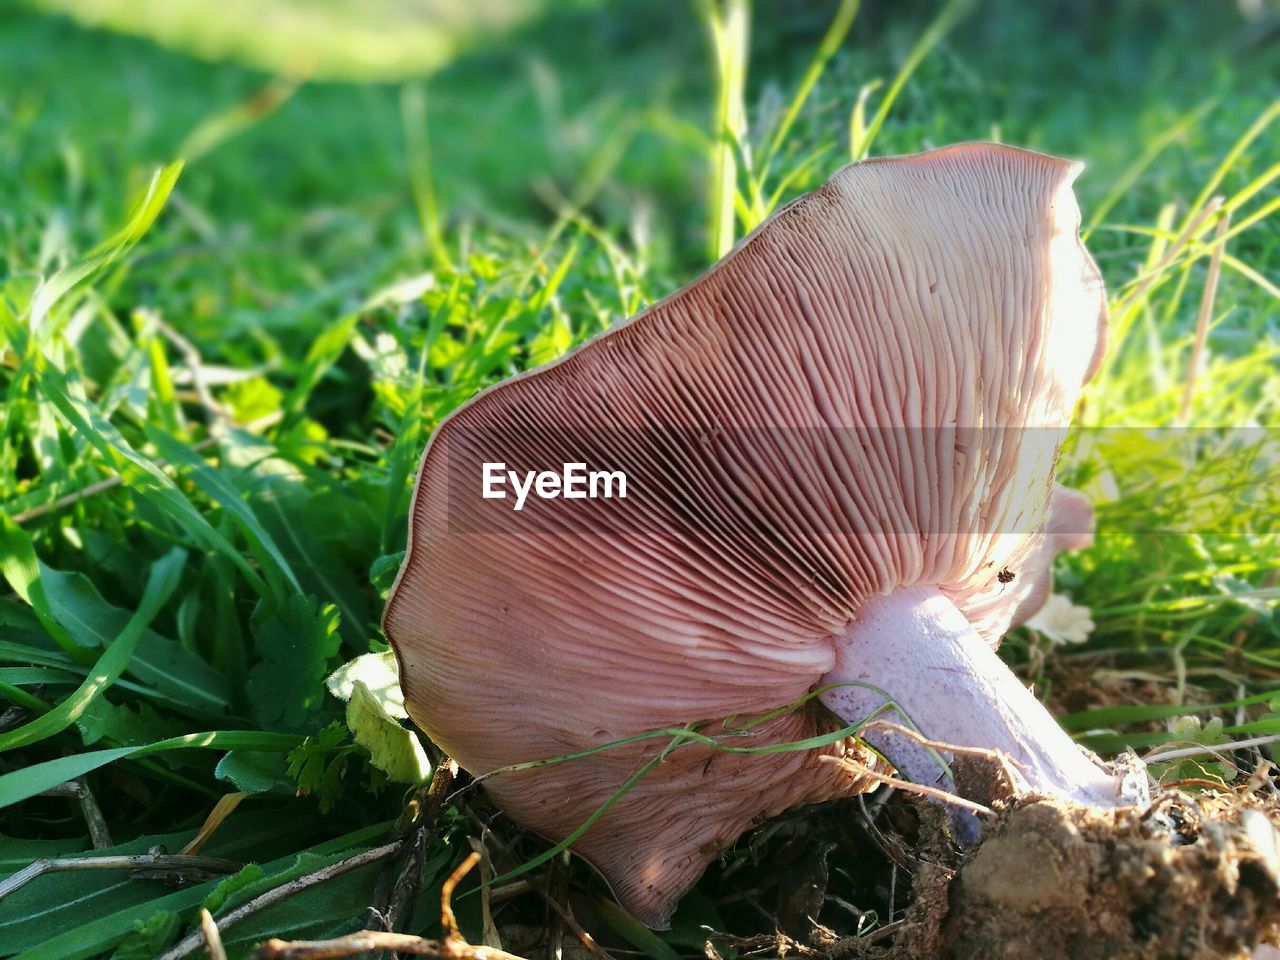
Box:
384;142;1106;926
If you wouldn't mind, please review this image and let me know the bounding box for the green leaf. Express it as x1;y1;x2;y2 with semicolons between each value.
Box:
0;834;89;872
0;830;197;956
326;651;405;718
0;548;186;751
595;896;683;960
110;910;178;959
0;598;56;650
7;824;389;960
201;863;265;915
345;680;429;784
246;595;342;730
286;722;351;813
215;750;292;795
0;514;88;661
370;551;404;599
76;697;186;747
222;443;373;645
147;425;302;598
36;363;271;597
38;562;229;715
214;851;381;955
27;161;182;329
0;730;300;810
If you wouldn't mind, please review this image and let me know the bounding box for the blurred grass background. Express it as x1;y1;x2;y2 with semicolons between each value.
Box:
6;1;1278;306
0;0;1277;956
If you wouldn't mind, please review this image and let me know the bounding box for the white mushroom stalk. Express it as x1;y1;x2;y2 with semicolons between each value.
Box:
820;585;1126;841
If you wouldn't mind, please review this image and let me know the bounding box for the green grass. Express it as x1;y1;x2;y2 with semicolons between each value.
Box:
1;0;1278;955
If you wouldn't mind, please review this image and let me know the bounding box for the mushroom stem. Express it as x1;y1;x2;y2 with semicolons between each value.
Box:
819;585;1124;840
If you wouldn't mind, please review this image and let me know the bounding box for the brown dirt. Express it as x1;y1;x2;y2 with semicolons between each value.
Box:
896;792;1280;960
460;768;1280;960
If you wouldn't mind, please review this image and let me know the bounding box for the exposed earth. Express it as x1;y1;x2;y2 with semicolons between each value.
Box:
886;791;1280;960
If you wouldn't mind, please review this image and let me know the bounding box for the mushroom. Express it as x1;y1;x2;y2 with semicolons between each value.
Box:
384;142;1118;927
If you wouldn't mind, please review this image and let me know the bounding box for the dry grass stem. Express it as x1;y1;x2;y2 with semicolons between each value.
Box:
0;853;241;902
1143;732;1280;765
181;792;249;856
818;755;996;819
200;908;228;960
253;852;533;960
370;758;459;934
1178;204;1232;423
41;780;113;848
157;841;403;960
480;827;613;960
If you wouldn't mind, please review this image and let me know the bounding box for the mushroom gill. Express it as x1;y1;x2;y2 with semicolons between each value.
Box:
384;142;1113;927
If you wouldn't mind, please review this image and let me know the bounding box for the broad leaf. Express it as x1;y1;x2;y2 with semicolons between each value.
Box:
0;731;300;809
0;548;186;751
214;750;292;795
345;680;429;784
245;595;342;730
38;563;228;716
326;651;405;718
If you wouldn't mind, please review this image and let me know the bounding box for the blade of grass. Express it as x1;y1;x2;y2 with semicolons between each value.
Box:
0;730;301;809
475;684;937;891
697;0;750;261
1083;99;1216;237
0;681;49;715
0;515;88;662
401;83;454;271
1180;99;1279;233
27;162;182;331
10;823;391;960
178;77;299;164
37;562;230;715
1220;252;1280;299
147;425;302;597
0;548;185;752
281;311;360;419
594;897;683;960
851;0;974;160
1177;207;1231;424
758;0;860;182
35;361;271;597
1059;688;1280;732
380;371;425;555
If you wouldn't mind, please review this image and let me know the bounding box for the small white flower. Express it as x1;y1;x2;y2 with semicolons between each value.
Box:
1025;593;1094;646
